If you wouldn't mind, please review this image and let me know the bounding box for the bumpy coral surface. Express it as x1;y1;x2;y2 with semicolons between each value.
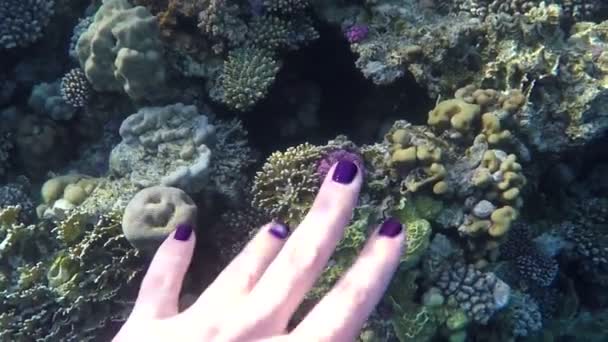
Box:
109;103;216;193
436;261;510;324
505;292;543;337
0;0;55;49
76;0;166;100
60;68;92;108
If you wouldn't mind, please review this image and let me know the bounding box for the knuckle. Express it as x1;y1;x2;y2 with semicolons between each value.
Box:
286;243;325;275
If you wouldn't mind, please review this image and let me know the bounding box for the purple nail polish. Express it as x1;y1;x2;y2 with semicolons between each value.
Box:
269;221;290;239
174;223;193;241
379;217;402;237
332;160;358;184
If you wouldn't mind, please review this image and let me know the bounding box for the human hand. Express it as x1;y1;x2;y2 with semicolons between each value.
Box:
114;161;406;342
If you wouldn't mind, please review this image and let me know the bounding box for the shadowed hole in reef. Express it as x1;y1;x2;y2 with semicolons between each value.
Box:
242;21;433;155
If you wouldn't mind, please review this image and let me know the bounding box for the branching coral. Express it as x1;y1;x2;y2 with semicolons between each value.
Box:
221;47;281;111
0;0;55;49
252;142;321;225
0;206;144;340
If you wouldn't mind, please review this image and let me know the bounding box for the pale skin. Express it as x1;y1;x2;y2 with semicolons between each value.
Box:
114;162;406;342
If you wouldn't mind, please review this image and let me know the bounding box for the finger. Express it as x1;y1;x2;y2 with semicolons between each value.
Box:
238;160;362;336
187;221;289;316
293;218;405;341
130;223;195;319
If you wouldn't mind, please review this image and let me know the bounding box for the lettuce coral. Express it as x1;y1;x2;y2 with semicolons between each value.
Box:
0;206;144;340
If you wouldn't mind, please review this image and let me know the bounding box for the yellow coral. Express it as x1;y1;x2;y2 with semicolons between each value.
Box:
489;206;517;237
428;99;481;132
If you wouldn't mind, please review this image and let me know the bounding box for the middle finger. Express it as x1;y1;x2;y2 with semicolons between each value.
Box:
230;160;362;338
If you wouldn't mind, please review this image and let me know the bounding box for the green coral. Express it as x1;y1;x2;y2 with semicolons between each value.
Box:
0;206;144;341
221;47;281;111
391;304;437;342
252;142;321;225
392;198;432;269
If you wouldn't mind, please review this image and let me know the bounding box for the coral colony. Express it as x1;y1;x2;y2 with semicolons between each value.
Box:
1;0;608;340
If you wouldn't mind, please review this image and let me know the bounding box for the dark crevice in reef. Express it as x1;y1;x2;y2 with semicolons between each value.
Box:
242;21;433;156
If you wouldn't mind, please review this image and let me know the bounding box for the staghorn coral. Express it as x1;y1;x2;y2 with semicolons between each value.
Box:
221;47;281;111
0;206;144;341
0;0;55;49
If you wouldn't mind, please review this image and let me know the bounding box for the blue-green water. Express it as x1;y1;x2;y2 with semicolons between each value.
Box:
1;0;607;340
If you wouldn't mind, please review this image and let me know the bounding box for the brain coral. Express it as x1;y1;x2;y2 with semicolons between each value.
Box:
76;0;166;100
0;0;55;49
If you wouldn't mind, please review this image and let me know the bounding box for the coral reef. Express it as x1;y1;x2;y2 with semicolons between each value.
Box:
28;81;78;121
1;0;607;339
109;103;215;192
220;47;281;111
502;291;543;337
436;261;510;324
252;142;321;225
76;0;166;101
60;68;93;108
0;206;144;340
122;186;197;252
0;0;55;49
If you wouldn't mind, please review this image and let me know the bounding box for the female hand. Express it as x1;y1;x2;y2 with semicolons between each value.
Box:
114;160;406;342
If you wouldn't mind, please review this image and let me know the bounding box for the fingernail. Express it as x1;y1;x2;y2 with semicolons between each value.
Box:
378;217;402;237
332;160;358;184
174;223;193;241
269;221;290;239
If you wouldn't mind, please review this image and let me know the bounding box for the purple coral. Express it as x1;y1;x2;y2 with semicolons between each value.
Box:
316;149;364;182
345;24;369;44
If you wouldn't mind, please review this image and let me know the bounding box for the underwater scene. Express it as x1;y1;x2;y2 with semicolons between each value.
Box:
1;0;608;340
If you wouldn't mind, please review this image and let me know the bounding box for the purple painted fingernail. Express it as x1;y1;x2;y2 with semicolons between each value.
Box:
332;160;358;184
174;223;193;241
378;217;402;237
269;221;290;239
